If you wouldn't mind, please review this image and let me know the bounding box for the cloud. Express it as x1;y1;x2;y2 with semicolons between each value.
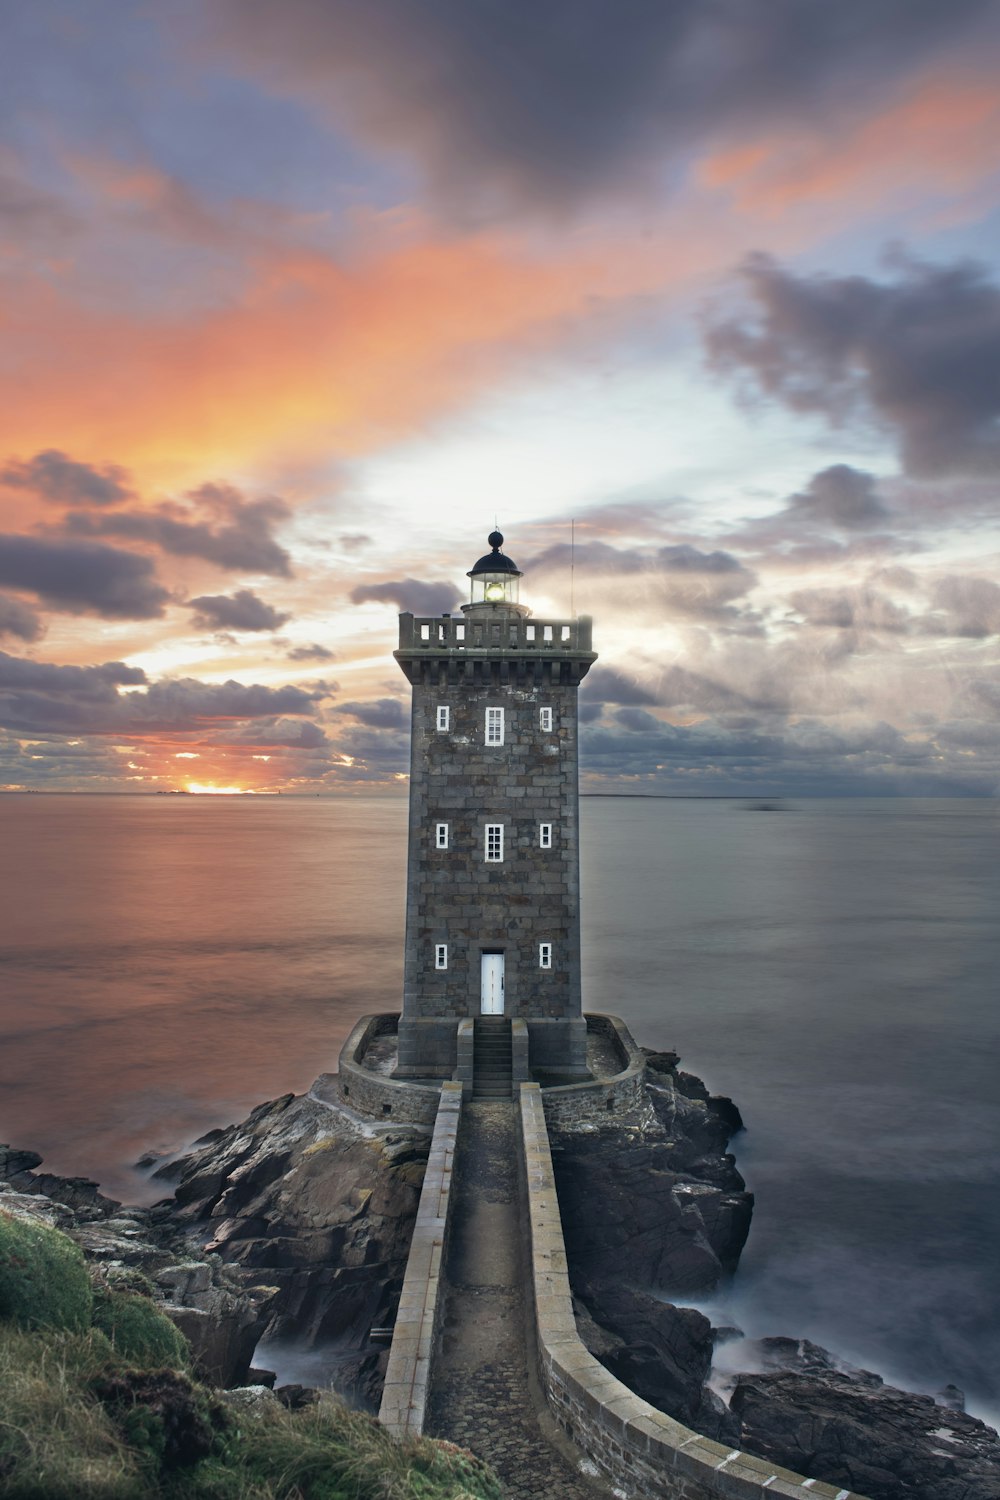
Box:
0;655;320;738
350;578;463;616
930;575;1000;638
0;534;170;618
706;251;1000;476
785;465;888;531
580;666;658;707
208;0;999;216
286;643;335;662
788;585;913;634
65;483;293;576
0;449;134;506
0;593;43;642
188;589;291;632
335;697;406;730
531;540;757;623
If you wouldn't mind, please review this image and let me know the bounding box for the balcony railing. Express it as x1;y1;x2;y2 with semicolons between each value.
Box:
397;613;593;654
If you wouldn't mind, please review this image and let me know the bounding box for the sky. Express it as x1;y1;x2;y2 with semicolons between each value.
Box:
1;0;1000;796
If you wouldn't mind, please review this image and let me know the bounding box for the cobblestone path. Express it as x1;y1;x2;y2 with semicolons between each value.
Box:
425;1100;610;1500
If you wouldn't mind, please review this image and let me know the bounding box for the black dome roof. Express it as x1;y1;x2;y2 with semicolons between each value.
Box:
468;529;522;577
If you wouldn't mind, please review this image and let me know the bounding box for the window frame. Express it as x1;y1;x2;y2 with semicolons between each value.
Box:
436;705;450;732
539;706;553;732
436;822;449;850
435;943;448;970
485;823;504;862
539;942;552;970
485;706;504;746
539;822;553;849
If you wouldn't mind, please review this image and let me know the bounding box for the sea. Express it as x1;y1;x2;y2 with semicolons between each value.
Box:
1;793;997;1421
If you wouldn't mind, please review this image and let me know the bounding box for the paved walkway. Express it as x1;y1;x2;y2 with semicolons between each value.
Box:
425;1100;609;1500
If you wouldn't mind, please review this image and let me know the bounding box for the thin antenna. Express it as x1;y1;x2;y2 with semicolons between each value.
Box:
570;518;575;616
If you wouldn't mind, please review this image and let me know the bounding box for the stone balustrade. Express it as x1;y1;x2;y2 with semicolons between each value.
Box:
517;1083;869;1500
379;1081;463;1438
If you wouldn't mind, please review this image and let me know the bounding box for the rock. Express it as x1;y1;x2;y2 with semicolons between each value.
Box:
731;1368;1000;1500
275;1383;320;1410
552;1069;752;1295
574;1279;739;1444
221;1385;281;1412
938;1383;965;1412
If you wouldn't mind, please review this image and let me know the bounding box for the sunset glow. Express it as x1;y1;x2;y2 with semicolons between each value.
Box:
1;4;999;795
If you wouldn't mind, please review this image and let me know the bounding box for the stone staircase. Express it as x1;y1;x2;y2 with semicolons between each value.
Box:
473;1016;513;1099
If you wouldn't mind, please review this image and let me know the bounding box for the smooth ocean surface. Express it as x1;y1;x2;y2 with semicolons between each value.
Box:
1;793;997;1418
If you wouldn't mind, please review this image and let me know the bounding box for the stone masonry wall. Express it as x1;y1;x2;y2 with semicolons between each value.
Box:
517;1084;869;1500
332;1014;442;1125
379;1081;462;1438
403;673;583;1026
541;1014;649;1128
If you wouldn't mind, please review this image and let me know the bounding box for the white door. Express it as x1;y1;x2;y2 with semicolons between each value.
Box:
480;953;505;1014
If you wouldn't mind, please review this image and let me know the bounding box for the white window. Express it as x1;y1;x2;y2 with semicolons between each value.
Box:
485;706;504;746
539;943;552;970
526;624;536;642
539;823;552;849
420;623;430;641
485;824;504;862
456;624;466;642
436;822;449;849
543;625;553;642
436;705;450;731
435;944;448;970
540;706;553;732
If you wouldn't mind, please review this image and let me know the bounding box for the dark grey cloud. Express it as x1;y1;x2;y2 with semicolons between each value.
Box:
286;642;335;661
189;589;291;632
65;483;293;576
706;253;1000;477
580;666;658;706
0;593;43;642
210;0;998;215
785;465;888;531
0;656;320;738
216;717;331;750
0;534;170;618
580;712;994;795
350;578;463;616
335;697;406;730
0;449;134;506
0;653;146;693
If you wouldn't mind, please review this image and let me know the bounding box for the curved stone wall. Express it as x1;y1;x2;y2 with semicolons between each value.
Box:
335;1013;442;1125
540;1013;648;1128
517;1083;868;1500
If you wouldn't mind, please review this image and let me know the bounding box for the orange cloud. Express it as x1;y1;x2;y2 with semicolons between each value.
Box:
0;221;686;494
699;69;1000;221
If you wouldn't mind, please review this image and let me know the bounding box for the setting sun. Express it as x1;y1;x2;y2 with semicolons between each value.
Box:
184;782;250;795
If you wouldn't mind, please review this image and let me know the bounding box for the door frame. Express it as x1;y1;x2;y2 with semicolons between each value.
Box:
480;949;505;1014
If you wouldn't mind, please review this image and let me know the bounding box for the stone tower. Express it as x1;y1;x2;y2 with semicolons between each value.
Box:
393;530;597;1082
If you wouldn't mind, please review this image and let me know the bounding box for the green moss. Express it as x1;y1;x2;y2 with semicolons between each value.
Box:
0;1210;93;1334
91;1289;189;1369
0;1318;502;1500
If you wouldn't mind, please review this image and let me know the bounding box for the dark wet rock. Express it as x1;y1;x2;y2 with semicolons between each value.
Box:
731;1367;1000;1500
574;1280;739;1445
147;1092;430;1409
552;1065;752;1296
275;1383;321;1410
247;1366;277;1388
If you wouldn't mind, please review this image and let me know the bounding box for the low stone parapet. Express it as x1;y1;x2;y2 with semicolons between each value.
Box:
335;1013;441;1125
540;1013;648;1128
379;1081;463;1438
517;1082;869;1500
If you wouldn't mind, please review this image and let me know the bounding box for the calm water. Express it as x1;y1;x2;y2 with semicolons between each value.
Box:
1;794;998;1419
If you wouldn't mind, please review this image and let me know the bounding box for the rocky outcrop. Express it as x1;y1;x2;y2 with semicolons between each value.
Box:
149;1090;430;1407
552;1050;752;1294
727;1338;1000;1500
0;1164;278;1387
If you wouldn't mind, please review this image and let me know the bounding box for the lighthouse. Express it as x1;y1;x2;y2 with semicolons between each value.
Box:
392;531;596;1083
